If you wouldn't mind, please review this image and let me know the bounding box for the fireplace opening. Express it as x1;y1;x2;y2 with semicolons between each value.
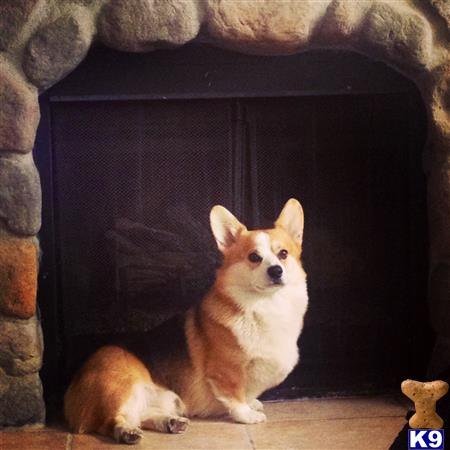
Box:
34;44;431;411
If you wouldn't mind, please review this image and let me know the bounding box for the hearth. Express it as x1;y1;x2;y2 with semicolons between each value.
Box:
34;44;431;409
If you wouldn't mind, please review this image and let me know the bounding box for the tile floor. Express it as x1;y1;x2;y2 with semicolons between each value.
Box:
1;395;410;450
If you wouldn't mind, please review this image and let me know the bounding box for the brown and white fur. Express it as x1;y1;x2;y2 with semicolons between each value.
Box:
64;199;308;444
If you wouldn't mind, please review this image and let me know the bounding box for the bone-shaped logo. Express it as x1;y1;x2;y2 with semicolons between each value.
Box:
402;379;449;429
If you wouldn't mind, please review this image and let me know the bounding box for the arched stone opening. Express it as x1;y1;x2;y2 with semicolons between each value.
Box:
0;0;448;427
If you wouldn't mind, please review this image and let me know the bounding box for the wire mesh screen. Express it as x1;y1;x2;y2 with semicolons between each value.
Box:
51;99;236;338
49;93;428;396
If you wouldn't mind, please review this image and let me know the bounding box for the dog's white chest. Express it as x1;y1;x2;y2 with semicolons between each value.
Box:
236;306;299;364
231;285;308;387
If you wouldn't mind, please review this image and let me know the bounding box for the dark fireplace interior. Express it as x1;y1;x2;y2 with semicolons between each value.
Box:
34;44;432;411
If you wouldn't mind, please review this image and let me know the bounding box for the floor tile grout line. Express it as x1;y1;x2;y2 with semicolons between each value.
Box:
245;425;257;450
65;433;73;450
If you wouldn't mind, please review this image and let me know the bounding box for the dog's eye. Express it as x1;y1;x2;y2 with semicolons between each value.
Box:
248;252;262;263
278;249;288;260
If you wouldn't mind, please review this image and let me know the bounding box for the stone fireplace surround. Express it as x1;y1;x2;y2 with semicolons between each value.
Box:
0;0;448;428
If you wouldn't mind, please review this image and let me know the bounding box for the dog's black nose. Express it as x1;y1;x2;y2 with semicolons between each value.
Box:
267;265;283;280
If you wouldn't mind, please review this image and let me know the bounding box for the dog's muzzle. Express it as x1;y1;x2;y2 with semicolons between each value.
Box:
267;265;283;284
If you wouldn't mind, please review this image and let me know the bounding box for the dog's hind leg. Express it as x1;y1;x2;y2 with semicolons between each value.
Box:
112;382;154;444
141;414;189;434
113;412;143;444
140;386;189;434
65;346;157;445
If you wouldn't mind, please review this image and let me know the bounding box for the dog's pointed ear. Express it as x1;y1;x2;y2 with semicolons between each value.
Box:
210;205;247;252
275;199;304;247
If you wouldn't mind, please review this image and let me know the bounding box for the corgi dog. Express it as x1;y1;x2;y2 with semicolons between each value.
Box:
64;199;308;444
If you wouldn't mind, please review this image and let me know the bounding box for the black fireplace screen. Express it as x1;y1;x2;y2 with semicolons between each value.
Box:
36;47;430;400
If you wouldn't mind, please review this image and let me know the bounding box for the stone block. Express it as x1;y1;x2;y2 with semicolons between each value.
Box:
318;0;373;42
0;63;39;153
0;315;43;376
98;0;201;52
23;8;94;89
206;0;330;53
0;153;41;236
433;62;450;115
0;0;39;50
0;237;38;319
362;2;433;69
0;369;45;427
430;0;450;31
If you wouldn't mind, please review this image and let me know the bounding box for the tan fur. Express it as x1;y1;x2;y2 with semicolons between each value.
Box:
65;199;308;441
65;346;151;436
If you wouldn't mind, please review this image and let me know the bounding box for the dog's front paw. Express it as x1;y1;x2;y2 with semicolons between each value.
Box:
249;399;264;412
245;409;267;424
231;404;267;424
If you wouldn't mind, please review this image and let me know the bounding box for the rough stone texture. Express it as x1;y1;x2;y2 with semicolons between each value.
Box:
71;0;97;5
319;0;374;42
0;315;43;376
98;0;201;52
433;62;450;119
206;0;331;54
0;369;45;427
430;0;450;31
0;0;39;51
0;62;40;153
23;8;94;89
0;154;42;236
0;238;38;320
362;1;433;69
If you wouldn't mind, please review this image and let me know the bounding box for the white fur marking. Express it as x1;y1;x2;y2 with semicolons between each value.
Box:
117;383;156;427
253;232;270;254
231;403;266;424
224;266;308;399
253;233;278;266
